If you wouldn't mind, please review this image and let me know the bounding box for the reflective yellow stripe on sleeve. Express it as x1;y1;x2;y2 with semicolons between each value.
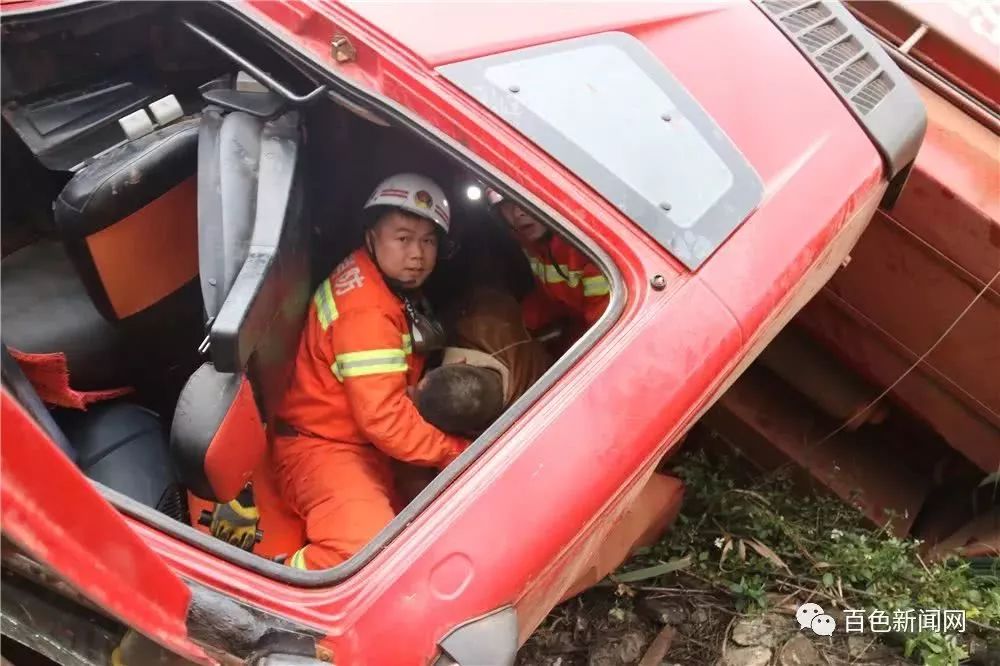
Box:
288;548;308;570
583;275;611;297
529;257;585;288
313;279;339;330
528;257;543;280
334;348;408;378
544;264;583;287
402;333;413;355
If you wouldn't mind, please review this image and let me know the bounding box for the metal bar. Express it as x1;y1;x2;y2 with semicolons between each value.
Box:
846;9;1000;132
182;20;326;105
881;38;1000;134
899;23;929;54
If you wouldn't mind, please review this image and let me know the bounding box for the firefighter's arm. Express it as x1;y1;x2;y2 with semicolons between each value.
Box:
580;263;610;326
332;309;468;468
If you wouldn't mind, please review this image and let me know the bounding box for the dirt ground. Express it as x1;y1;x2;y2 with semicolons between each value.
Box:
515;581;944;666
517;585;729;666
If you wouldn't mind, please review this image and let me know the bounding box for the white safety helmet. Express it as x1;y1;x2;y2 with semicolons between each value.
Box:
485;187;504;207
364;172;451;234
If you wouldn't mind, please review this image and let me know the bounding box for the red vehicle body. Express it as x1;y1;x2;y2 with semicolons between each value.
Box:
705;0;998;542
803;0;999;473
0;2;924;664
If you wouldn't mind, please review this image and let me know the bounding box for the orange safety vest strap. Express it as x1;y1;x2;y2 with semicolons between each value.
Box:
331;308;467;467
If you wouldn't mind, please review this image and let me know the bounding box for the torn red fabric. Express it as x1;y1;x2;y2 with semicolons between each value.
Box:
7;348;132;410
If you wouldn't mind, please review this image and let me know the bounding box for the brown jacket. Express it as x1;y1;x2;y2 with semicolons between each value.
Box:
445;287;551;407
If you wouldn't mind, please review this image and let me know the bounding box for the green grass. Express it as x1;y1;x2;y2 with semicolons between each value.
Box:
614;451;1000;666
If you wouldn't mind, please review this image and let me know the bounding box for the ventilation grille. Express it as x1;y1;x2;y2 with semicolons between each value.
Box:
781;3;831;32
816;37;862;69
761;0;894;115
853;73;895;114
762;0;807;13
801;21;847;52
157;484;190;523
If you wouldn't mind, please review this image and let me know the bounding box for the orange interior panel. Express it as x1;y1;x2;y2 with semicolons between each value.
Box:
85;177;198;319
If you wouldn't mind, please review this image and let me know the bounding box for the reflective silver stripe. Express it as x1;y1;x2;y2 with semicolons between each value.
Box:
335;348;408;378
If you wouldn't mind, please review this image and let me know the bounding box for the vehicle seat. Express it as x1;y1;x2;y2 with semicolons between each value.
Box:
1;344;186;522
1;119;201;394
56;402;188;522
171;97;311;503
1;241;124;389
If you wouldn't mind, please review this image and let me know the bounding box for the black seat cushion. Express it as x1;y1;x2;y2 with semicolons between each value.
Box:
55;401;188;522
1;240;125;390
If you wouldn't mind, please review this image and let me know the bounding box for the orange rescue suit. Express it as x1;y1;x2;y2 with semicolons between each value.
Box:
274;249;467;570
520;234;610;332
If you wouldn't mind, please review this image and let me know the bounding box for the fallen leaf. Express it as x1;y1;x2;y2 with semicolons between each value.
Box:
720;538;733;568
729;489;773;506
748;539;791;573
612;556;693;584
638;625;676;666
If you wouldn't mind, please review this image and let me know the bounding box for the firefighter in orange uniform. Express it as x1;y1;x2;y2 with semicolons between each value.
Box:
488;190;610;333
274;173;468;570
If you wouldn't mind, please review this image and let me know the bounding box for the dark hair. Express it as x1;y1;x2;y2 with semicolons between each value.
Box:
415;365;505;436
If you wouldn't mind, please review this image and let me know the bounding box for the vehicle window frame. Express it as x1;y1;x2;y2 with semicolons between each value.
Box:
89;2;627;588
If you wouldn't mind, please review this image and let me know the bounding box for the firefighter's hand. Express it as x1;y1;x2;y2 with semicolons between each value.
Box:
206;489;260;551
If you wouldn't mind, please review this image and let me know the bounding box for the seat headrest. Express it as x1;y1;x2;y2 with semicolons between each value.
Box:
54;119;200;240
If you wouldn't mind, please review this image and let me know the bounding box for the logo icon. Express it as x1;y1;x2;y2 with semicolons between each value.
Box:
797;603;836;636
414;190;433;210
811;614;836;636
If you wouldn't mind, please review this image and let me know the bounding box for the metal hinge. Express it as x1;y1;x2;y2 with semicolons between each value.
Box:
330;35;357;64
